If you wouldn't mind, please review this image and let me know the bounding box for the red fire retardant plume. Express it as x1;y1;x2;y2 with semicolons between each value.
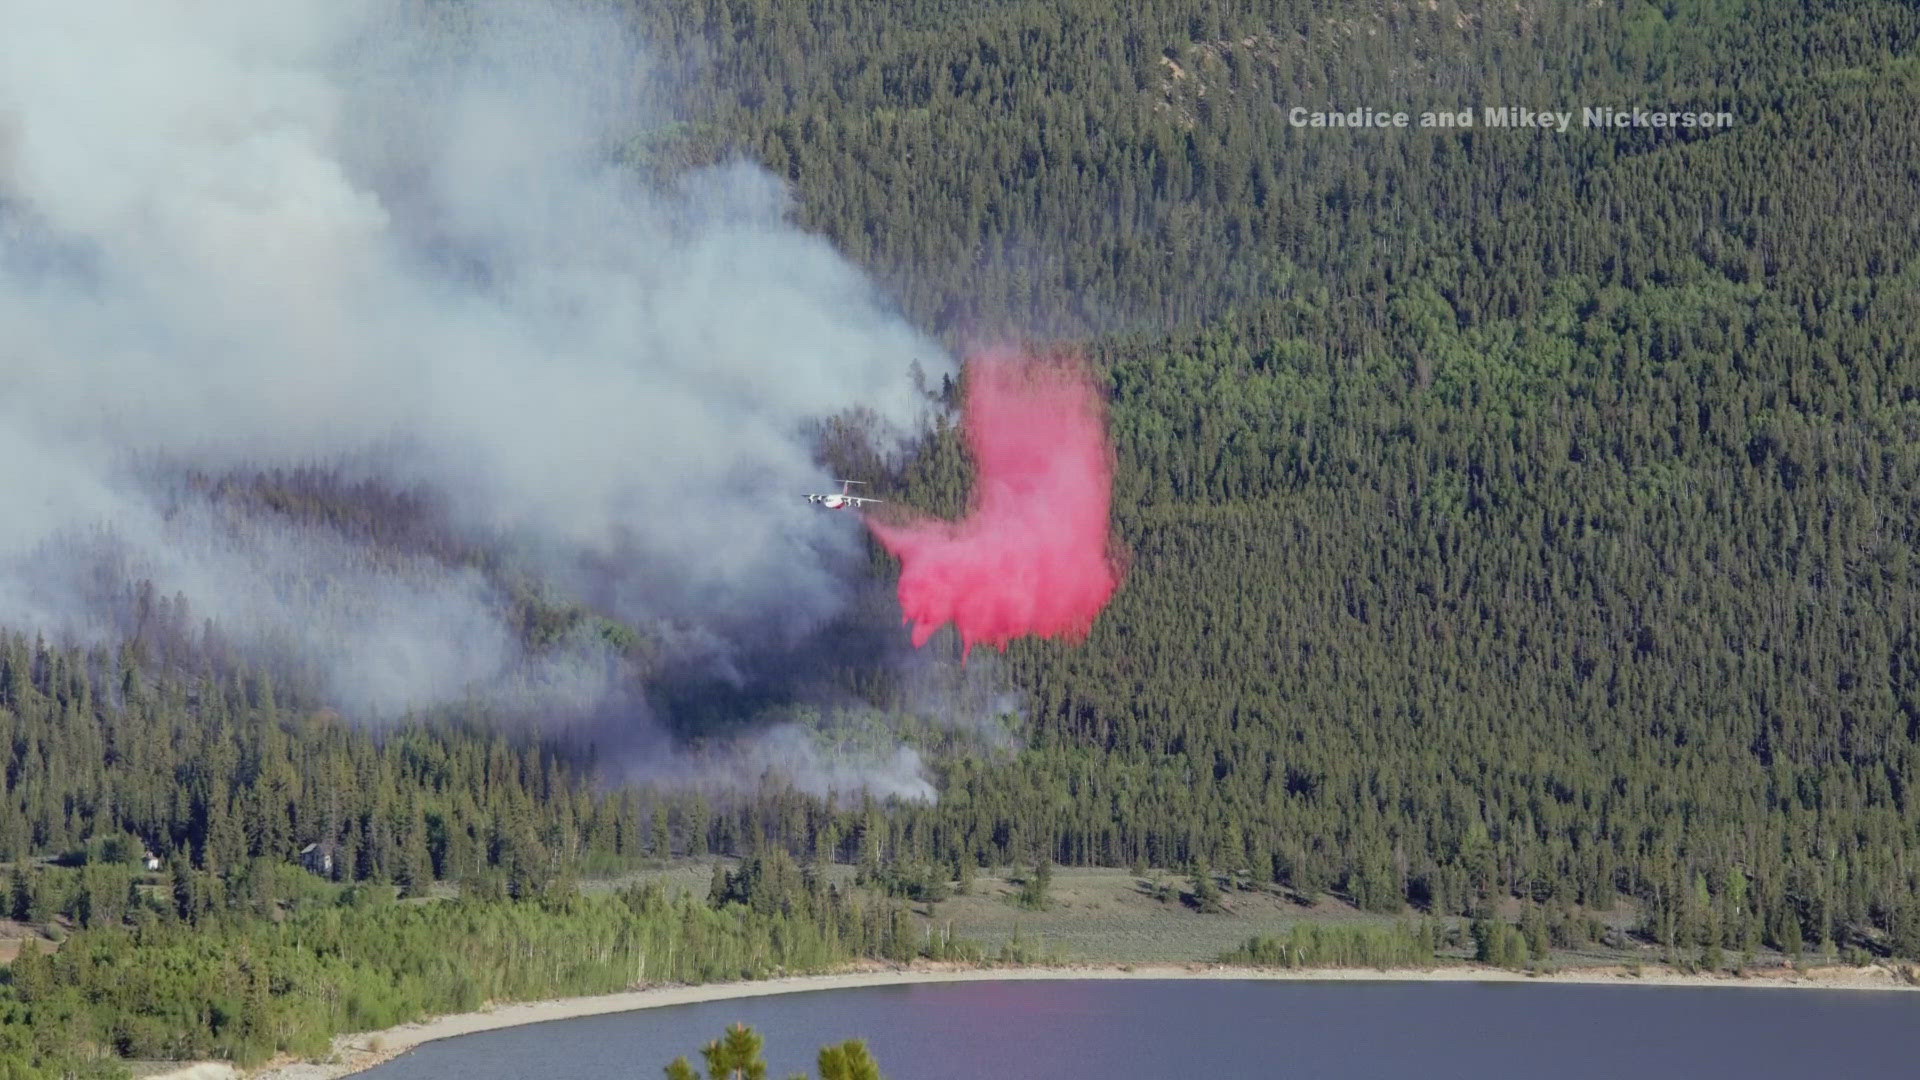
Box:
867;349;1124;656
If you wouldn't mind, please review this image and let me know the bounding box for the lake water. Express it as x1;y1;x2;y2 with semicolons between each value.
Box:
361;978;1920;1079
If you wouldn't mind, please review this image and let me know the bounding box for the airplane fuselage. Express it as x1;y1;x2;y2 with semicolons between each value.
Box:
807;481;880;511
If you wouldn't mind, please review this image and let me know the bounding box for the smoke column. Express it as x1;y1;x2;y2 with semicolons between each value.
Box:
0;0;948;721
867;350;1124;656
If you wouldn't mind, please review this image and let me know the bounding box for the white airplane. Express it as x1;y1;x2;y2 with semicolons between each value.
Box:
807;479;883;511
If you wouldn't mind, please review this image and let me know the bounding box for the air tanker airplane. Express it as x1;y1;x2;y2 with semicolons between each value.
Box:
807;479;882;511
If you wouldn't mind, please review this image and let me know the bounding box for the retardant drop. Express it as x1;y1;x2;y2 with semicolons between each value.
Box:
866;349;1124;656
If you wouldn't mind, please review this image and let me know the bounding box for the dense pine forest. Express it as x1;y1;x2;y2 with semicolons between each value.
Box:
678;0;1920;963
7;0;1920;1073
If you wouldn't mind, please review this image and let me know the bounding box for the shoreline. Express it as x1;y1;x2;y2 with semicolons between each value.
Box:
235;959;1919;1079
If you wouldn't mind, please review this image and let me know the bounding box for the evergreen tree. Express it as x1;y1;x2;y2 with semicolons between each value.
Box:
1191;864;1224;914
703;1024;768;1080
818;1041;884;1080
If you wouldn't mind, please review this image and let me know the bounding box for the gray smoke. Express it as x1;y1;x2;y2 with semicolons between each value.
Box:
0;0;951;760
603;655;1026;804
613;723;939;804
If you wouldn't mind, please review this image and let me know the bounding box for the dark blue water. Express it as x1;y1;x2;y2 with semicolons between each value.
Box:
361;979;1920;1079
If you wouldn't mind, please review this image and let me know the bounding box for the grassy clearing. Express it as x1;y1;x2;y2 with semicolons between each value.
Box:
903;866;1430;964
588;862;1807;973
607;862;1457;964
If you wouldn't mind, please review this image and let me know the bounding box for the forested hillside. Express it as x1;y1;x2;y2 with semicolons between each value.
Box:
633;0;1920;959
6;1;1920;1071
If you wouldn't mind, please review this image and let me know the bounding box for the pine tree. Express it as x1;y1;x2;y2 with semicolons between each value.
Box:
702;1024;768;1080
1016;858;1052;910
170;854;198;923
8;866;34;923
1192;863;1224;914
818;1041;884;1080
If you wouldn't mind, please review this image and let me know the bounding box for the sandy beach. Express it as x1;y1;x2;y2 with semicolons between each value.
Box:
211;959;1917;1080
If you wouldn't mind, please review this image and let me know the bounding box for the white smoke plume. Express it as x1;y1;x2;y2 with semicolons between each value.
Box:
0;0;950;749
612;723;939;804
